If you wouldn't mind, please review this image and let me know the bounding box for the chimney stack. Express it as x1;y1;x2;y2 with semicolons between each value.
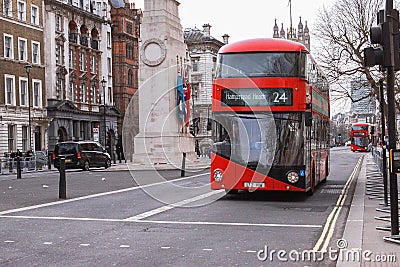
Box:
222;34;230;44
202;23;211;37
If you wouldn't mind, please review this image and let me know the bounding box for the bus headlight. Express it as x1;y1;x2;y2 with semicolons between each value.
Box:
287;171;300;184
213;169;224;182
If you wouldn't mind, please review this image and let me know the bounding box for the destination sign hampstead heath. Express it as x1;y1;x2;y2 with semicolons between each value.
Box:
221;88;293;107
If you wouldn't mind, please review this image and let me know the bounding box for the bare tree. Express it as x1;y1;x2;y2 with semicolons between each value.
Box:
313;0;386;109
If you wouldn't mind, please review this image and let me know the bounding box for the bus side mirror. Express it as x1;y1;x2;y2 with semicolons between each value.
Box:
305;112;312;127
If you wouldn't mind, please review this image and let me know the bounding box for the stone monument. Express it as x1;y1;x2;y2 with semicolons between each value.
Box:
131;0;195;167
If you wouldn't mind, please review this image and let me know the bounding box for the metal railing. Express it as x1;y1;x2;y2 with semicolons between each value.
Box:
0;156;49;175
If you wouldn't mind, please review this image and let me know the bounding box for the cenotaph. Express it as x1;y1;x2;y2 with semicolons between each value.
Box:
131;0;195;167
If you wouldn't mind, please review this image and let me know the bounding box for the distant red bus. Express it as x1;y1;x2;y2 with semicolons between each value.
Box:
210;38;330;195
350;123;373;152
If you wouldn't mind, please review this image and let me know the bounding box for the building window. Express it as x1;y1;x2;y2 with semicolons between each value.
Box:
107;31;111;48
32;79;42;108
69;49;75;69
80;84;88;103
90;55;96;73
69;82;75;101
31;5;38;25
55;44;63;65
5;75;15;105
17;0;26;21
126;44;134;59
192;59;199;72
18;38;27;61
8;125;16;152
108;86;112;104
19;77;28;106
55;14;63;31
107;57;111;75
22;126;28;151
126;21;133;34
91;84;97;104
4;34;13;59
128;69;133;86
3;0;12;16
32;41;40;64
56;77;63;100
96;2;102;16
80;51;86;71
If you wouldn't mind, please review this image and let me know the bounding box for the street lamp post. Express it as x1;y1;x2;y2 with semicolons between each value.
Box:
25;63;32;150
101;77;107;147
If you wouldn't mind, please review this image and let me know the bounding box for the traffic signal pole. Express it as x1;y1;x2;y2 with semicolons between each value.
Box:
384;0;400;239
364;0;400;240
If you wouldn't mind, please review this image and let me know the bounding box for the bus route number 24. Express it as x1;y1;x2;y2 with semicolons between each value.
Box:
272;91;288;104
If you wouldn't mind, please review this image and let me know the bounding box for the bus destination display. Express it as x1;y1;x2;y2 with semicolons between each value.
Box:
221;88;293;107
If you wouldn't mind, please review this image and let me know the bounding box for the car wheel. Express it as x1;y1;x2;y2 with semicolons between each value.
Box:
83;161;90;171
105;159;111;169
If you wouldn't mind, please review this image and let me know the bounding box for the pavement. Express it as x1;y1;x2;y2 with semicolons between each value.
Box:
338;153;400;267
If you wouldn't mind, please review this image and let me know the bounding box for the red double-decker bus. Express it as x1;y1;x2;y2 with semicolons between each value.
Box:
210;38;330;195
350;123;373;152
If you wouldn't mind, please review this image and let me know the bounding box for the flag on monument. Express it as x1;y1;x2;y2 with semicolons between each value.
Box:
183;78;191;127
176;75;186;123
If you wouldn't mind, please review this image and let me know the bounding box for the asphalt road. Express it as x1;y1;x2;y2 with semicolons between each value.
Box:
0;148;363;266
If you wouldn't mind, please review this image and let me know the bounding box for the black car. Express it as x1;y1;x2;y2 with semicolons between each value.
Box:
53;141;111;171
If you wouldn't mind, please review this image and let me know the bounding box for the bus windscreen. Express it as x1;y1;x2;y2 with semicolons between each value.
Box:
215;52;302;78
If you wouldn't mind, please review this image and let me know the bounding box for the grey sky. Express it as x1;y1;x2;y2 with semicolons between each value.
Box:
134;0;334;46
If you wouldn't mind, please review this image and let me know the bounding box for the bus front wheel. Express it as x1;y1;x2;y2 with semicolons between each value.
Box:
307;166;316;196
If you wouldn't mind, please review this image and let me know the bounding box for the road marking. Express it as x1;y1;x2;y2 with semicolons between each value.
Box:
0;215;322;228
138;220;322;228
124;191;223;221
0;172;209;216
313;156;363;252
202;248;213;251
119;245;130;248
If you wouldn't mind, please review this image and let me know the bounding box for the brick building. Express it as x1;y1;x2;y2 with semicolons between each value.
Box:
110;0;141;161
0;0;48;154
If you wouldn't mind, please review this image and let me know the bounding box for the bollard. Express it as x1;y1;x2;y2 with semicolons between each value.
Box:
59;157;66;199
181;152;186;177
16;156;21;179
48;154;51;170
113;153;116;164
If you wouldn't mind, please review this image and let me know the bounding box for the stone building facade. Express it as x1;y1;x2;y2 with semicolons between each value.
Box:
0;0;48;154
110;0;141;161
44;0;119;156
184;24;227;151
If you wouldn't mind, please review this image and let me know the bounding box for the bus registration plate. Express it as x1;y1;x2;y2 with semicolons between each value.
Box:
244;182;265;188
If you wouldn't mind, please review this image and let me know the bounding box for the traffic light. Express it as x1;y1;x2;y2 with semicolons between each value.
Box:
364;10;389;67
338;133;342;139
364;9;400;70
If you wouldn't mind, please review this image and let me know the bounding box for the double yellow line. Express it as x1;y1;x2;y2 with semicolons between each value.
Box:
313;155;364;252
